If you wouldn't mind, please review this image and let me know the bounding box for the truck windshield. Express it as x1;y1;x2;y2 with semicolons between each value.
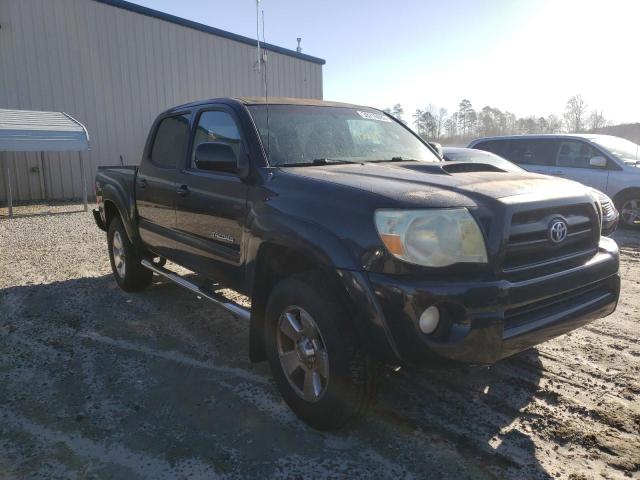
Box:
591;136;640;165
247;105;441;166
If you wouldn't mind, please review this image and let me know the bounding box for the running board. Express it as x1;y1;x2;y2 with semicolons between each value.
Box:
141;259;250;321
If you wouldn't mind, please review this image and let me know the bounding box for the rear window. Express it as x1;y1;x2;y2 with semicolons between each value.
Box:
150;114;191;168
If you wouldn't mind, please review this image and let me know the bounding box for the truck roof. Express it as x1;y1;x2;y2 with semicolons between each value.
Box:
234;97;365;109
469;133;618;144
167;97;371;113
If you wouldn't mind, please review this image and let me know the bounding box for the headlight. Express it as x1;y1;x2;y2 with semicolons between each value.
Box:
590;189;617;222
374;209;488;267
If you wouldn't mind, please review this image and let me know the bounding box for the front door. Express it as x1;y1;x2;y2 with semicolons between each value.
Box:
136;112;191;258
173;107;248;289
552;139;609;192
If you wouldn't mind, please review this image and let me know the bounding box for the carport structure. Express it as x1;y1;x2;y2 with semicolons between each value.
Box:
0;109;89;218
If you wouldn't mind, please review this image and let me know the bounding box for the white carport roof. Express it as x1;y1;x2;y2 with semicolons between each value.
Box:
0;109;89;152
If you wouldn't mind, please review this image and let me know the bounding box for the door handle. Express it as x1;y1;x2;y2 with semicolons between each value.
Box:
137;178;147;189
176;184;190;197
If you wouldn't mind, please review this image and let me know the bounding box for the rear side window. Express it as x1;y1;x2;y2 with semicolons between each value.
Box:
555;140;600;168
503;139;555;166
150;114;191;168
191;110;241;167
473;140;505;156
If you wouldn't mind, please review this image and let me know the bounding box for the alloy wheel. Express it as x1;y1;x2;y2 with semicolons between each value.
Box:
621;198;640;226
112;230;126;278
276;305;330;403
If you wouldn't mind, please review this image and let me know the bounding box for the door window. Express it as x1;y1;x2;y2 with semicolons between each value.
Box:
503;139;555;166
150;114;190;168
192;110;241;168
555;141;600;169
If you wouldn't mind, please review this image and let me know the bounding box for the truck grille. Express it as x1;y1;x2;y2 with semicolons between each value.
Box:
503;203;599;273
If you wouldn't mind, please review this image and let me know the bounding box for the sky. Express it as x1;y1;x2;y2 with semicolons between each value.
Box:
133;0;640;125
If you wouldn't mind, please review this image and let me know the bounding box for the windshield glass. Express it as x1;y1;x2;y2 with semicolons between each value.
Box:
591;136;640;164
247;105;441;166
443;149;522;171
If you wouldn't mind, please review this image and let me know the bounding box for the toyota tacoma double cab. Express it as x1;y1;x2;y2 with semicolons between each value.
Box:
94;97;620;430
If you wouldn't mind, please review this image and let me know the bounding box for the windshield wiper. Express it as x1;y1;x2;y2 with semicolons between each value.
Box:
278;158;363;167
369;156;418;163
312;158;363;165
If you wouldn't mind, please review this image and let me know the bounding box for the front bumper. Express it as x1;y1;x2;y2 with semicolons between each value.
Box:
367;237;620;366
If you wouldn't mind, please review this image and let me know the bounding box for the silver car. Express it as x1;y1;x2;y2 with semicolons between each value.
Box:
468;134;640;228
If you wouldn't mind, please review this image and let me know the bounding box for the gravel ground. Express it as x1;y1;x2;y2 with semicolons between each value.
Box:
0;203;639;479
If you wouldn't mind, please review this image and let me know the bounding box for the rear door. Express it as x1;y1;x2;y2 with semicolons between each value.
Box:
136;112;191;257
498;138;557;175
173;106;249;289
551;139;609;191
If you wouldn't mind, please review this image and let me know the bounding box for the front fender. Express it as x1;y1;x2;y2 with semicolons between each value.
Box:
244;211;362;292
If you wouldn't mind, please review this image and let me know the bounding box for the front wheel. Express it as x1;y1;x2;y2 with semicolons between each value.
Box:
616;192;640;229
265;272;379;430
107;217;153;292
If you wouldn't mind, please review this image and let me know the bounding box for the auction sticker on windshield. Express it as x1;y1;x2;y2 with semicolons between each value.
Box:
357;111;392;122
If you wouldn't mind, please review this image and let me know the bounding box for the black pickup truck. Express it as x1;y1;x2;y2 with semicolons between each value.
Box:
94;97;620;430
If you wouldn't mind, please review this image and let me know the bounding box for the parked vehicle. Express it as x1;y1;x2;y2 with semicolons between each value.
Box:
94;98;620;430
442;146;523;171
468;134;640;228
443;147;619;235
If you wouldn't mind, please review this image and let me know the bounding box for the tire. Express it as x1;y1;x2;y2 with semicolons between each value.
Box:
107;217;153;292
264;271;379;430
615;191;640;230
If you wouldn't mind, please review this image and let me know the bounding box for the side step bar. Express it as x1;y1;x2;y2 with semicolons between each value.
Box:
141;259;250;321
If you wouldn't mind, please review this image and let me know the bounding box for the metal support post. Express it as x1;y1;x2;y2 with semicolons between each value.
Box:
3;154;13;218
79;151;87;211
39;151;47;201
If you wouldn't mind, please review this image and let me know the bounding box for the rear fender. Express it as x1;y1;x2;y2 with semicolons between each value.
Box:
100;182;146;254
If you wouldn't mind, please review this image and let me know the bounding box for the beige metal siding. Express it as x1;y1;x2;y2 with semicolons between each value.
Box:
0;0;323;202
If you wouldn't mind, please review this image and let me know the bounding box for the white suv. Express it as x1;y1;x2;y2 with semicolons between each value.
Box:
469;134;640;228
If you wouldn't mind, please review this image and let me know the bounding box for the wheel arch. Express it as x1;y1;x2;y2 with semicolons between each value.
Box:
248;242;346;362
247;240;402;365
612;187;640;207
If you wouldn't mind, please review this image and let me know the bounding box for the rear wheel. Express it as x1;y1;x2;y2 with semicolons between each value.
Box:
265;272;378;430
616;192;640;229
107;217;153;292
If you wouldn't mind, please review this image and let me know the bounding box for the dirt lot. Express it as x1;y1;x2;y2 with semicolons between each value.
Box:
0;203;639;479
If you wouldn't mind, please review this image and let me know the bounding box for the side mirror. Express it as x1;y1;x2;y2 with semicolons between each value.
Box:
195;142;238;173
589;156;607;168
428;141;443;158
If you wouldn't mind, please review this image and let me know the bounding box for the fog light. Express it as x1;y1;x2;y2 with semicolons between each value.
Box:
419;306;440;334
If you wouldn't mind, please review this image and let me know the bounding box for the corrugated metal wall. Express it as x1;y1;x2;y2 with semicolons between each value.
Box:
0;0;323;202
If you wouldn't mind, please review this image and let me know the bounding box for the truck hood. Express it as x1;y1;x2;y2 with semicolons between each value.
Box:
279;161;587;208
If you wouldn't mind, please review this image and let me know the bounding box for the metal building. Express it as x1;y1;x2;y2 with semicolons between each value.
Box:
0;0;325;203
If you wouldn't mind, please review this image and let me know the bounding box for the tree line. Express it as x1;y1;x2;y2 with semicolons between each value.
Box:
383;94;608;144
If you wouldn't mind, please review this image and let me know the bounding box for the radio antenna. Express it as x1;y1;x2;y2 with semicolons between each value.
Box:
255;0;261;72
261;8;271;160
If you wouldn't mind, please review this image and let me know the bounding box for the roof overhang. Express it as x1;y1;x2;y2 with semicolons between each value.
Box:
94;0;326;66
0;109;89;152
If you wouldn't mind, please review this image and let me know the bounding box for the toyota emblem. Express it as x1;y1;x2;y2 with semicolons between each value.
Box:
549;219;568;244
